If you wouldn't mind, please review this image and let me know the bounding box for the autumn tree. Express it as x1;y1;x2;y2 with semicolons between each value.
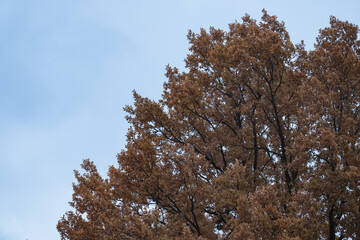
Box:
57;11;360;240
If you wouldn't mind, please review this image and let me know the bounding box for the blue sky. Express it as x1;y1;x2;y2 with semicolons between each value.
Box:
0;1;359;239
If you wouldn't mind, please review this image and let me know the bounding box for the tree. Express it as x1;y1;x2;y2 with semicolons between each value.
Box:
57;10;360;240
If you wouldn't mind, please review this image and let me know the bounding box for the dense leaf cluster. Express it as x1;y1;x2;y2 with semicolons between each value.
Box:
58;11;360;240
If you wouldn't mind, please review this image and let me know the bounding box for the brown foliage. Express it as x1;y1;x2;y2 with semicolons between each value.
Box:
58;11;360;240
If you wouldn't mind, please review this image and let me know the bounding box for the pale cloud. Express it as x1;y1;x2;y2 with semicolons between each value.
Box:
0;109;127;239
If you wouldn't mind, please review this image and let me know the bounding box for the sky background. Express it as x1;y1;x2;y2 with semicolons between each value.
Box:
0;0;359;239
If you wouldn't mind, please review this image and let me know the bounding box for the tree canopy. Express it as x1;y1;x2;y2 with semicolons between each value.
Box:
57;11;360;240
